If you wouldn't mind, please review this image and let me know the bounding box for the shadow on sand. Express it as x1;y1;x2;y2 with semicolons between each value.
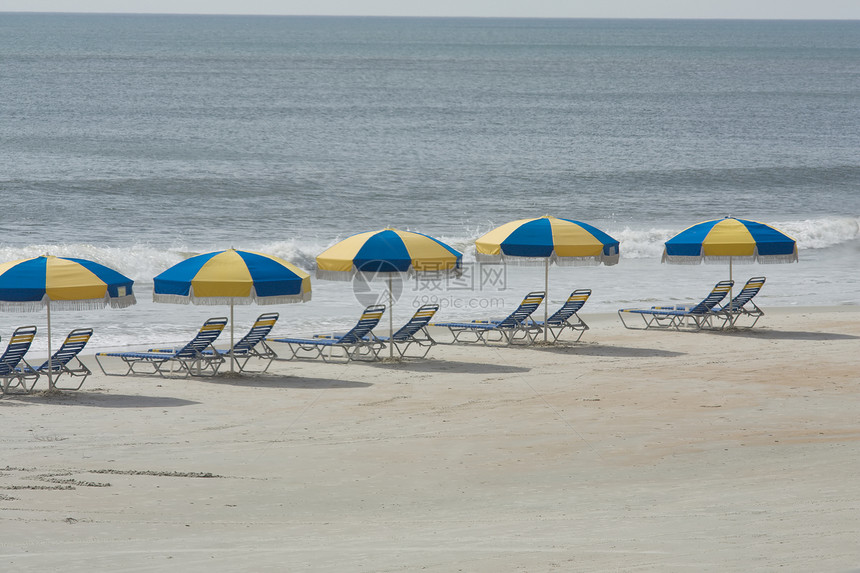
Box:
529;343;686;358
204;374;373;389
1;391;200;408
713;329;860;341
365;358;531;374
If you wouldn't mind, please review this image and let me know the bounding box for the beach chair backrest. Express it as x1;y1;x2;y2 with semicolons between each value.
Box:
391;304;439;341
176;317;228;358
546;289;591;325
726;277;766;311
232;312;279;353
688;280;734;314
498;291;546;328
337;305;385;344
0;325;37;375
39;328;92;372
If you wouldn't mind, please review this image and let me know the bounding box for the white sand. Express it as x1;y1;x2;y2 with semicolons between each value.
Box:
2;307;859;572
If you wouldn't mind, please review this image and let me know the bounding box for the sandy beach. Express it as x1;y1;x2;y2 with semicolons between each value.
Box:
2;307;859;572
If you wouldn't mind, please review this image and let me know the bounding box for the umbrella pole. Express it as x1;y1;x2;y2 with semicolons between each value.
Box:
388;276;394;359
729;256;734;309
230;300;235;373
544;259;549;342
47;300;54;391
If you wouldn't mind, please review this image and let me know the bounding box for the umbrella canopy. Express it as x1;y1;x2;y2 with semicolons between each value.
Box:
662;217;798;307
0;255;135;311
475;215;620;266
153;248;311;305
153;248;311;372
0;254;136;389
316;228;462;358
316;228;462;280
475;215;619;341
663;217;798;264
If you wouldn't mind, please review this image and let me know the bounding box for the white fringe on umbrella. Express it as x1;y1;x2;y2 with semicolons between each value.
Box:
316;267;462;282
662;246;798;265
475;252;620;267
153;286;311;305
0;292;137;312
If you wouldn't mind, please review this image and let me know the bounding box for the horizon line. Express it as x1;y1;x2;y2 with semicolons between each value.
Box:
1;11;858;21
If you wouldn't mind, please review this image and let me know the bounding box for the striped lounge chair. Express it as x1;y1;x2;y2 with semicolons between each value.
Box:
25;328;94;390
432;291;545;345
96;317;227;378
0;325;39;395
267;305;385;362
528;288;592;342
618;280;734;331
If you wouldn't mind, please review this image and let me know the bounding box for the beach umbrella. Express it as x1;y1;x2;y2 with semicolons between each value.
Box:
316;228;462;358
153;248;311;372
0;255;136;390
662;216;798;299
475;215;620;342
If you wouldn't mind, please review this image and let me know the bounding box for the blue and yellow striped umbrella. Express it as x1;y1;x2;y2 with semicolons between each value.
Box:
663;217;798;306
475;215;620;266
316;228;462;280
0;255;135;311
154;248;311;372
0;255;136;389
663;217;798;264
317;229;462;358
153;248;311;305
476;215;619;341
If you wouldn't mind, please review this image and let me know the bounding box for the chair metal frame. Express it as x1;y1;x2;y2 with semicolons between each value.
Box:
215;312;280;372
96;317;228;378
0;325;39;395
30;328;94;390
432;291;546;345
715;277;766;328
618;281;734;331
147;312;281;373
527;289;592;343
376;304;439;359
267;305;385;363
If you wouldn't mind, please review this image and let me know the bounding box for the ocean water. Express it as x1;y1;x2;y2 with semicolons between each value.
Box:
1;13;858;354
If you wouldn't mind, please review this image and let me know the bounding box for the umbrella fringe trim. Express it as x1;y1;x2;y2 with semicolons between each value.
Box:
702;256;758;264
661;255;707;265
663;253;799;265
0;294;137;312
757;253;799;264
315;269;358;282
153;293;192;304
476;253;618;267
316;268;461;282
153;293;311;305
107;294;138;309
554;255;619;267
254;293;312;305
0;300;48;312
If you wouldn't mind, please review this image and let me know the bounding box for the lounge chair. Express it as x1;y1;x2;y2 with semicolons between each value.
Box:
16;328;94;391
528;289;592;342
617;280;734;330
376;304;439;358
0;326;39;395
217;312;280;372
267;305;385;362
715;277;766;328
148;313;280;373
431;291;546;345
96;317;228;378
